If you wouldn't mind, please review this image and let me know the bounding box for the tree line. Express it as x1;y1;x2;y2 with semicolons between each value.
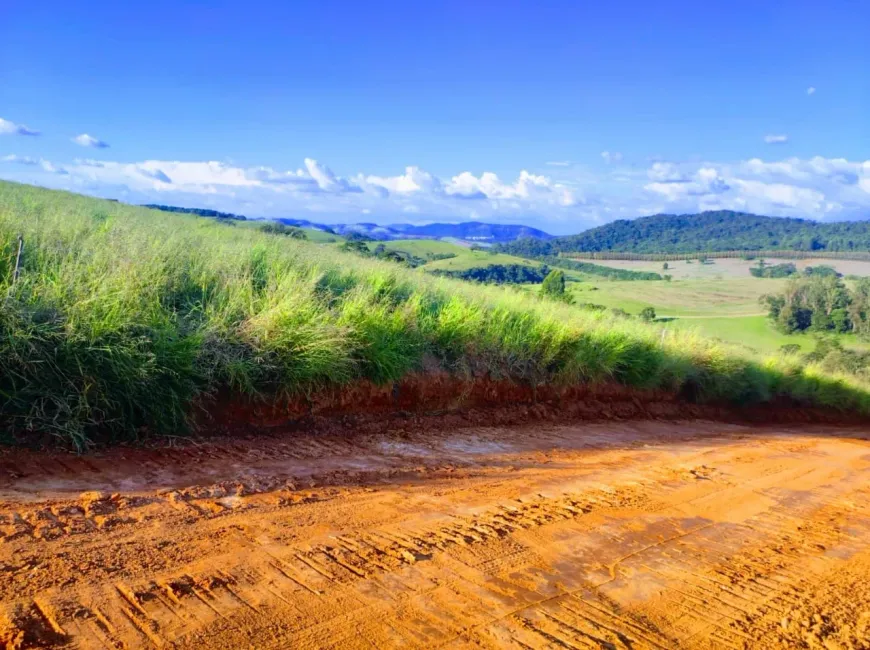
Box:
431;264;551;284
761;275;870;335
143;204;247;221
496;211;870;257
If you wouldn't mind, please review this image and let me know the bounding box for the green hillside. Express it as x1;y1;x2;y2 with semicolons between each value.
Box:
498;211;870;256
3;181;870;448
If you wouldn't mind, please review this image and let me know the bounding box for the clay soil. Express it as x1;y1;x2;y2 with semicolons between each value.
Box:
2;419;870;649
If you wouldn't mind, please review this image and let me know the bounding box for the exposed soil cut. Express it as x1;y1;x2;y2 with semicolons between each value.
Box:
2;418;870;648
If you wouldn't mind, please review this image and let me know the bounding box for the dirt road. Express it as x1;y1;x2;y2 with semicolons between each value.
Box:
2;420;870;649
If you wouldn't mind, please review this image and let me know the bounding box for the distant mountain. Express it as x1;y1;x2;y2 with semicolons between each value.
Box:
277;220;552;242
386;222;553;242
143;203;553;242
496;211;870;256
272;217;551;242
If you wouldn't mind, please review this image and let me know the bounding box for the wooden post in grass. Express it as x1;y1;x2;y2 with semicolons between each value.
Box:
12;235;23;283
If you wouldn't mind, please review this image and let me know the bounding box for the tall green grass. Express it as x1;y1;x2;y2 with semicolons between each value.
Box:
2;180;869;448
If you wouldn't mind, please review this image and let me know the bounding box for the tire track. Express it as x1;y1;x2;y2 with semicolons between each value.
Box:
2;422;870;648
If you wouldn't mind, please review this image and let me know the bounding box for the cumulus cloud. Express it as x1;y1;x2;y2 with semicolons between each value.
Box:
600;151;623;164
0;118;40;136
807;86;816;95
2;154;868;229
647;162;689;183
72;133;110;148
764;134;789;144
642;156;869;219
363;166;441;194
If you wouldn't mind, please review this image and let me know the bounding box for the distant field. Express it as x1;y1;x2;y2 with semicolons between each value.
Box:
668;315;828;354
563;277;868;354
570;278;780;317
582;257;870;280
302;228;343;243
381;239;466;257
382;239;547;272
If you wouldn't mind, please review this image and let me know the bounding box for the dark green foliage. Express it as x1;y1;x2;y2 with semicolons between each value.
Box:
576;303;607;311
258;222;308;239
831;308;851;333
496;211;870;256
762;275;863;334
779;344;801;355
432;264;550;285
803;265;840;278
143;204;246;220
639;307;657;322
341;240;370;255
662;262;669;270
779;305;813;332
750;262;797;278
345;232;375;242
344;242;427;267
541;269;566;298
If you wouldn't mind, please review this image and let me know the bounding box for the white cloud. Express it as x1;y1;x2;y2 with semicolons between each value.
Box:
764;134;789;144
2;154;65;173
1;154;38;165
72;133;110;148
642;156;869;219
363;166;441;194
600;151;623;164
647;162;689;183
444;170;576;206
2;154;868;230
807;86;816;95
546;160;571;167
0;118;39;136
39;160;68;175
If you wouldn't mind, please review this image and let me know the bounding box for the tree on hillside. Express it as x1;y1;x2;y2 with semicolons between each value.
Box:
341;240;370;255
761;275;852;334
639;307;656;322
541;269;567;299
259;223;308;239
662;262;669;270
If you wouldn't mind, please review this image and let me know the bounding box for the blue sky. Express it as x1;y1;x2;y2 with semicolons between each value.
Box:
1;0;868;233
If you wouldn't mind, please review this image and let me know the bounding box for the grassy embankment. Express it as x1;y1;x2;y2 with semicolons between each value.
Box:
3;180;870;448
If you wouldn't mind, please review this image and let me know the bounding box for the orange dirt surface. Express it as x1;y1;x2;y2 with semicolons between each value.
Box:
2;419;870;649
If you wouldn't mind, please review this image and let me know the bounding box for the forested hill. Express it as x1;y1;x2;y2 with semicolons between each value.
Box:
496;211;870;256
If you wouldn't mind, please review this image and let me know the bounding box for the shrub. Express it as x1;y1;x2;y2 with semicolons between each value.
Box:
258;222;308;239
541;269;567;299
639;307;657;322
